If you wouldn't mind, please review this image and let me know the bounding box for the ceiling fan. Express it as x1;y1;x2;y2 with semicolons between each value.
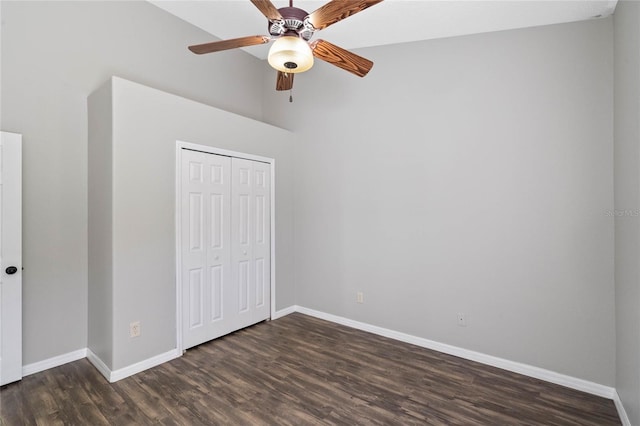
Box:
188;0;383;92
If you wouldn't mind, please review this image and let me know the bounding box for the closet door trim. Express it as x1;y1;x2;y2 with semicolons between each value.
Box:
175;140;275;353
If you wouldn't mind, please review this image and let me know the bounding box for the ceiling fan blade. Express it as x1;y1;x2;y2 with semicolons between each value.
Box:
250;0;284;22
276;71;294;91
310;39;373;77
306;0;383;31
188;35;270;54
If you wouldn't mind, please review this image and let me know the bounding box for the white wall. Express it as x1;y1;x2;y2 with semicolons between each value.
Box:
264;18;615;386
0;0;276;365
614;1;640;424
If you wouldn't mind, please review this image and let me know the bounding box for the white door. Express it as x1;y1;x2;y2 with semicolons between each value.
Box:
231;158;271;328
180;149;271;349
0;132;22;386
181;150;232;349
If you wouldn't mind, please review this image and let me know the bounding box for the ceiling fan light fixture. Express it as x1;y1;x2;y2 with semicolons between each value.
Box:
267;36;314;73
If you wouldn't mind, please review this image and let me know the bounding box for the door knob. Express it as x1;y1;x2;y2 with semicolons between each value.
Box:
5;266;18;275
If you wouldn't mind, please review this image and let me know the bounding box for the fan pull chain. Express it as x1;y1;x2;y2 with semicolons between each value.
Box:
289;89;293;103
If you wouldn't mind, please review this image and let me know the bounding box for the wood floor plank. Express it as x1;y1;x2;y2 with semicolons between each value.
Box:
0;313;621;425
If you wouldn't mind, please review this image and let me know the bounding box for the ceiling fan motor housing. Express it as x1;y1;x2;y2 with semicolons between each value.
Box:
269;7;315;40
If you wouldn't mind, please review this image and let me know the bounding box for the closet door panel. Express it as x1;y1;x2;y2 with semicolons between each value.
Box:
181;150;232;349
251;161;271;322
231;158;254;329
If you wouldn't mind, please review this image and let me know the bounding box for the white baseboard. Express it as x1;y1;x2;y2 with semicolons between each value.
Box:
87;348;181;383
86;349;112;381
271;305;297;320
293;305;616;400
110;349;181;382
613;390;632;426
22;348;87;377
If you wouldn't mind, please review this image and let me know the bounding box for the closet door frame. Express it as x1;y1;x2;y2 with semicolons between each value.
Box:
175;140;275;352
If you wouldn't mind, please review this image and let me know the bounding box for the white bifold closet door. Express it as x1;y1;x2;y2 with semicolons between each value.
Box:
181;149;270;350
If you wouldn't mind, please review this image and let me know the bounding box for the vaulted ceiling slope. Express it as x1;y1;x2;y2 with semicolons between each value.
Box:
149;0;618;60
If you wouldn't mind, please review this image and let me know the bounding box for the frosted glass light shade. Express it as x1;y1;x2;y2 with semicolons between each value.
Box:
268;36;314;73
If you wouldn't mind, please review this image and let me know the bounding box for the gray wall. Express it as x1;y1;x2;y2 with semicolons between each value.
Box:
614;1;640;424
88;81;114;367
0;0;622;394
88;77;293;370
264;18;615;386
0;0;274;364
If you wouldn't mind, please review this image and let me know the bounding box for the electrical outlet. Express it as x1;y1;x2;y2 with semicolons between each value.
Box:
457;313;467;327
130;321;141;338
356;292;364;304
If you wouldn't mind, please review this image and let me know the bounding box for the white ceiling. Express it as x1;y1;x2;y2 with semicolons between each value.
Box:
150;0;618;60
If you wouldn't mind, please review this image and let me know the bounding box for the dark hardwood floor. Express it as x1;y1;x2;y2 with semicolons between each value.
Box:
1;313;620;425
